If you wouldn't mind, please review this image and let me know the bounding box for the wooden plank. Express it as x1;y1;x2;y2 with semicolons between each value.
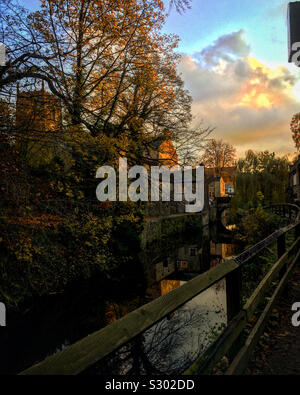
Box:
20;259;239;375
243;238;300;320
184;311;247;375
225;246;300;375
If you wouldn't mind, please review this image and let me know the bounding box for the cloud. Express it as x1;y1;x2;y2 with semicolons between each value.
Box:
178;30;299;157
194;29;251;66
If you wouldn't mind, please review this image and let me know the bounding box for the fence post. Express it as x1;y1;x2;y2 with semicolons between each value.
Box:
278;233;288;287
296;222;300;240
226;266;242;323
225;266;242;363
277;233;286;259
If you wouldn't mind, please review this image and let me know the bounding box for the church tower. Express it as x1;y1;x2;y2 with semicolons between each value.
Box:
16;85;62;132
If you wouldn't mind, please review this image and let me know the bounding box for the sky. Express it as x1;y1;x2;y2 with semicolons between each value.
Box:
163;0;300;158
23;0;300;158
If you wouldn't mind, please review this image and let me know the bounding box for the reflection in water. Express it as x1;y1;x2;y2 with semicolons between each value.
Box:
0;226;236;375
141;240;232;374
160;280;180;296
89;238;234;375
141;280;227;375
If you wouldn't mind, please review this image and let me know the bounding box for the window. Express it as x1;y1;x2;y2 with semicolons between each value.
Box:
177;261;188;270
189;248;197;257
293;174;298;186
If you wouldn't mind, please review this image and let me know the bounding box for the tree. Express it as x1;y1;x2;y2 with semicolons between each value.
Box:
174;120;213;166
290;113;300;152
0;0;212;312
231;150;290;213
0;0;209;169
200;139;236;173
0;98;14;135
0;0;200;168
169;0;192;14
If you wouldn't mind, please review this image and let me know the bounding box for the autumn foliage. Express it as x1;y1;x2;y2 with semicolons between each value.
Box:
0;0;196;310
290;113;300;152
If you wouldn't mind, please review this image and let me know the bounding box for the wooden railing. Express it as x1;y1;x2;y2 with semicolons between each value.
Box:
186;223;300;375
264;203;300;223
20;207;300;375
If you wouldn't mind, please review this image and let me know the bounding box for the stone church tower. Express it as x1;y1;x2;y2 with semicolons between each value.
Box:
16;84;62;132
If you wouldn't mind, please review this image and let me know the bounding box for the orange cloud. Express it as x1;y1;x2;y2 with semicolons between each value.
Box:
238;57;295;109
178;32;300;158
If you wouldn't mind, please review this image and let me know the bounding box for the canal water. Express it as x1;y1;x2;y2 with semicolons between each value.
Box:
0;226;236;375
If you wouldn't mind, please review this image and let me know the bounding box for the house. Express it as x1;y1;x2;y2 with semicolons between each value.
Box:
207;176;226;199
222;167;236;195
205;167;236;200
210;241;236;267
147;132;178;167
177;245;203;272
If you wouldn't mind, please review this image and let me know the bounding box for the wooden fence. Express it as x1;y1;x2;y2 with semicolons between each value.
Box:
20;208;300;375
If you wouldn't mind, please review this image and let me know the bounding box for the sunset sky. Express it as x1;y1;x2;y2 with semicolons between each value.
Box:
164;0;300;158
25;0;300;158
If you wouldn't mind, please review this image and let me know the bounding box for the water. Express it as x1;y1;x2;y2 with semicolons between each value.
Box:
0;226;236;375
88;236;233;375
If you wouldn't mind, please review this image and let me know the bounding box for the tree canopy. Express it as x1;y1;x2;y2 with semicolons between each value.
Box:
0;0;206;310
0;0;207;166
200;138;236;173
290;113;300;152
231;150;290;212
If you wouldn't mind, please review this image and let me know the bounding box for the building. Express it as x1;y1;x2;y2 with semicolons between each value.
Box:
15;87;63;166
147;132;178;167
16;87;62;132
208;176;226;199
177;245;203;272
222;167;236;195
290;155;300;203
210;242;236;267
205;167;236;200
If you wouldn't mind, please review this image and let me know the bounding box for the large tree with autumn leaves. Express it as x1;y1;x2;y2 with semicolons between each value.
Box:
0;0;208;310
0;0;200;165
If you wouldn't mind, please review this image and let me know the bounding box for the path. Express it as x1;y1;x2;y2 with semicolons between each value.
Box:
246;261;300;375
